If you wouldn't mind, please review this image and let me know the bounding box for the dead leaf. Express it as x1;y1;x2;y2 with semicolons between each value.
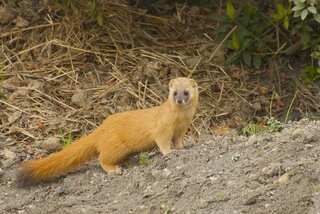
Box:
15;16;30;28
71;90;87;107
211;126;231;135
253;102;262;111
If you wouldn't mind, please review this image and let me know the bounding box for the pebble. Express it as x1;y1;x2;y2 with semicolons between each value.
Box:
163;168;172;177
55;187;65;196
151;169;161;178
71;90;87;107
39;137;61;153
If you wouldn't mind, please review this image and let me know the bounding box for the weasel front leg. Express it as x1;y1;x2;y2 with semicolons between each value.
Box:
174;134;185;149
173;127;188;149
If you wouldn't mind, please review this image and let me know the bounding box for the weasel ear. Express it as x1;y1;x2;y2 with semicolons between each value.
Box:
169;79;175;89
189;79;198;88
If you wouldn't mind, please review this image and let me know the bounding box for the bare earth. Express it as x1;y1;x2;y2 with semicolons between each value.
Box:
0;119;320;214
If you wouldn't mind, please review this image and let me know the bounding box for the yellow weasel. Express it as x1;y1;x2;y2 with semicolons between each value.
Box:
17;77;199;186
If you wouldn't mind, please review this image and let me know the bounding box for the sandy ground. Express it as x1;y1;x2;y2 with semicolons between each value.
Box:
1;119;320;214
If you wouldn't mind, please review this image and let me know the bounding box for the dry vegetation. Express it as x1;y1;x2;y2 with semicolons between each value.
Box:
0;0;319;151
1;2;320;213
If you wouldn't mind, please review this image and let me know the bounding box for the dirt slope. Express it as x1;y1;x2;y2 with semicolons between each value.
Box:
1;119;320;214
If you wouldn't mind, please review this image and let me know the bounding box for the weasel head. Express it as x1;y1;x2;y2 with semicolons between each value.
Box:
168;77;198;108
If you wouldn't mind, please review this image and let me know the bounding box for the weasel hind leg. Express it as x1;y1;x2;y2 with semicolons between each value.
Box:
100;162;122;173
98;139;129;174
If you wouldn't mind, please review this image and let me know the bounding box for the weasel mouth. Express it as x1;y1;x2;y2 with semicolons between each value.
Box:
175;98;187;105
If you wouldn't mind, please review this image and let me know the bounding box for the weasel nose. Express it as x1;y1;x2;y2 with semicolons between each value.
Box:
177;98;183;104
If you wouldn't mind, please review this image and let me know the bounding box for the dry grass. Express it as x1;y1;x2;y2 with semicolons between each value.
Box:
0;0;319;148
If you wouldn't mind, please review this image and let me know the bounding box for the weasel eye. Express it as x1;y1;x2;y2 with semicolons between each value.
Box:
184;90;189;96
173;91;178;96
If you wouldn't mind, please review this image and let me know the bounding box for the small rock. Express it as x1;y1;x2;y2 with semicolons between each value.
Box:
195;176;206;184
71;90;87;107
244;196;257;205
304;133;317;144
55;187;64;196
151;169;161;178
0;168;4;177
2;159;15;168
261;163;284;177
14;16;30;28
28;80;43;90
231;154;240;161
39;137;61;152
142;186;154;198
247;181;260;190
8;111;22;124
253;101;262;111
209;176;218;181
185;136;195;145
291;128;303;139
0;136;8;144
185;56;201;69
163;168;172;177
0;7;17;25
276;173;290;185
305;144;313;149
246;135;258;145
198;199;208;209
256;177;266;184
1;78;20;91
4;149;16;160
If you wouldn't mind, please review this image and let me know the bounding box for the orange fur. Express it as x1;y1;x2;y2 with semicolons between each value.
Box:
17;77;198;186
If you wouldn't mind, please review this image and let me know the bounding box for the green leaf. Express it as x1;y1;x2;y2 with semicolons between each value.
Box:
314;14;320;23
311;51;320;58
240;13;251;26
294;10;302;17
303;24;313;32
276;4;286;17
244;3;254;15
96;10;103;26
301;9;308;20
307;6;317;14
211;15;229;22
226;40;237;50
87;0;96;14
226;1;236;21
243;38;252;48
300;65;316;82
301;31;310;49
242;52;252;66
292;5;305;11
293;0;304;6
253;55;262;69
271;13;282;20
232;32;240;50
216;25;229;33
283;16;289;29
225;52;241;65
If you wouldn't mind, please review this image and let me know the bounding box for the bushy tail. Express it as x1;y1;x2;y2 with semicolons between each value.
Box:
17;132;98;187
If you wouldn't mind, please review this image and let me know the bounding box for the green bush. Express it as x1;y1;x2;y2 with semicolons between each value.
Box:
213;0;320;80
213;2;273;68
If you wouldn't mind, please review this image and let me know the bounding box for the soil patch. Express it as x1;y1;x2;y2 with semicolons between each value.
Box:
1;119;320;214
